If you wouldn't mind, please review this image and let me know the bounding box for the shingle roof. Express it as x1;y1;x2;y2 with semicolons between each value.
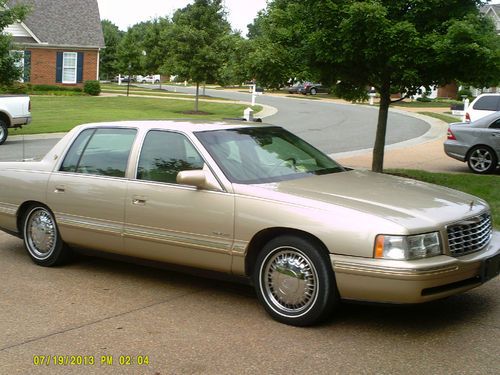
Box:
7;0;104;48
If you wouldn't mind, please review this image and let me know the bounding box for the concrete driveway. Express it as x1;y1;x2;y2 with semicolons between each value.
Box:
1;231;499;375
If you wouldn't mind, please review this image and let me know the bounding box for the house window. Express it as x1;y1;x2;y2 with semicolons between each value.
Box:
62;52;78;84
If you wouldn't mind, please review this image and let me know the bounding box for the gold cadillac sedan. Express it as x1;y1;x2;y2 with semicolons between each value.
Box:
0;121;499;326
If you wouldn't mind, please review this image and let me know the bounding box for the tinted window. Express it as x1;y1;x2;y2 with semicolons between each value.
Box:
473;96;500;111
137;131;204;184
60;128;136;177
489;119;500;129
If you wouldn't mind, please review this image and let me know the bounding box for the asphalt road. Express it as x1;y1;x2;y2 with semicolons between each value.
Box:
1;231;499;374
0;86;429;161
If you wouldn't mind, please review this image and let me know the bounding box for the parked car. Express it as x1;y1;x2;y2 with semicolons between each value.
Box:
287;81;304;94
298;82;329;95
136;75;160;84
112;75;133;83
0;95;32;145
0;121;498;326
444;112;500;174
465;93;500;122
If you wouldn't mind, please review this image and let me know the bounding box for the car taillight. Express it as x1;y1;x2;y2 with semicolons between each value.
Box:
447;128;456;140
465;112;470;122
28;100;31;112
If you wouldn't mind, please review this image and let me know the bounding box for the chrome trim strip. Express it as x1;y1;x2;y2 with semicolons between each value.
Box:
56;214;122;236
0;202;18;216
332;260;459;277
124;225;232;254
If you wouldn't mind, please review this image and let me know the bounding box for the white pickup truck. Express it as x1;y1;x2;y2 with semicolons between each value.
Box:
0;95;32;145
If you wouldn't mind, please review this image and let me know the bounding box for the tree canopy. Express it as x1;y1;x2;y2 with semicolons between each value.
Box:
249;0;500;171
100;20;123;80
0;0;29;85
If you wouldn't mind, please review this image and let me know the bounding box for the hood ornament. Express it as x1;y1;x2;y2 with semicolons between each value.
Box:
469;201;475;211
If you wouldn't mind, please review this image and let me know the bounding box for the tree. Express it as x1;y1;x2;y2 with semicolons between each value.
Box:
252;0;500;172
0;0;29;85
161;0;231;112
100;20;123;80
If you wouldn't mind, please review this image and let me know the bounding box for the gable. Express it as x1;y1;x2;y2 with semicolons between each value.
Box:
6;0;104;48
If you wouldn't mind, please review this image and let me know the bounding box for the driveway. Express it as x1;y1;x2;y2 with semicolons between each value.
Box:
1;231;499;374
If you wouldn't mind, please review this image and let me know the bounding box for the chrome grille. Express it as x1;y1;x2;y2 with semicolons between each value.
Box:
447;213;492;257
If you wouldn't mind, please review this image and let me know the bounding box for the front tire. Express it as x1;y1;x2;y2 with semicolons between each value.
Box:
23;205;72;266
467;146;497;174
253;235;339;326
0;120;8;145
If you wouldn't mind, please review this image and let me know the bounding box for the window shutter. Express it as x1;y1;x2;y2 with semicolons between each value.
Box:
56;52;63;83
77;52;84;83
23;50;31;82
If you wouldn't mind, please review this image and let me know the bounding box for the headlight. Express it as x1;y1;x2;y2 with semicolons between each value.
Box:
374;232;441;260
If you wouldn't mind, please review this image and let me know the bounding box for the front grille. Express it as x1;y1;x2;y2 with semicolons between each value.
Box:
447;212;492;257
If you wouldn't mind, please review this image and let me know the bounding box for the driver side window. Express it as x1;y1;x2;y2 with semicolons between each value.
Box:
137;131;204;184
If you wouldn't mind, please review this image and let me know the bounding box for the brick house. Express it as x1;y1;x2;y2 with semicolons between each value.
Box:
5;0;104;86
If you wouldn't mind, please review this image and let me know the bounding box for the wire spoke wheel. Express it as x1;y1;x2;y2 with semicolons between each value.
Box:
254;235;339;326
263;247;318;315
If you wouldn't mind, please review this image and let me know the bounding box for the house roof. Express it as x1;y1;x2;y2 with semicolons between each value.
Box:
481;4;500;18
7;0;104;48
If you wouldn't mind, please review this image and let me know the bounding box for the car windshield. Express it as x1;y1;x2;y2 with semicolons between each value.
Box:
195;127;344;184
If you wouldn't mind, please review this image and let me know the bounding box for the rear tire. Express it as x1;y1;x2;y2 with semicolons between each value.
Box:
253;235;339;326
23;205;72;266
0;120;8;145
310;88;318;95
467;146;497;174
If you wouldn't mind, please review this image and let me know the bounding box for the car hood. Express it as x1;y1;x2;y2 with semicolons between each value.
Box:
234;170;489;231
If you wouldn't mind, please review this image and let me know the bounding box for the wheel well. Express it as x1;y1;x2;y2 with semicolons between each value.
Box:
466;144;496;161
16;201;44;233
0;111;11;127
244;227;331;277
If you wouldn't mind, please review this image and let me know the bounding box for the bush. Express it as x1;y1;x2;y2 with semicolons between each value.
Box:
416;96;433;102
84;80;101;96
32;84;82;92
457;88;473;101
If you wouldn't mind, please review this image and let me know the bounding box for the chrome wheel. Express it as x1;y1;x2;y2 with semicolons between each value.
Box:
0;121;7;145
468;147;497;174
260;246;318;317
24;208;57;260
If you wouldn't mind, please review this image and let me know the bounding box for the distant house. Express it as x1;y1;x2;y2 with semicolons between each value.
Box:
481;4;500;34
4;0;104;86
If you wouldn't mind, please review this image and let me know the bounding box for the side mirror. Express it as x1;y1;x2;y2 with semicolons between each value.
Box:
176;169;221;191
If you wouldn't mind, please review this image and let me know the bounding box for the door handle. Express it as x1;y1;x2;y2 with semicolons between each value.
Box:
132;196;147;206
54;185;65;193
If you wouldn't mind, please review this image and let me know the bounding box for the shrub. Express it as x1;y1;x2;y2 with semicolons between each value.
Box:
84;80;101;96
416;96;433;102
457;88;473;101
32;84;82;92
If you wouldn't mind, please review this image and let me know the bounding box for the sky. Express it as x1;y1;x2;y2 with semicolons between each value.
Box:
96;0;268;35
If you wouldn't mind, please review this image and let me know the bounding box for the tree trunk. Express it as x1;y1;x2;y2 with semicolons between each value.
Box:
372;82;391;173
195;81;200;112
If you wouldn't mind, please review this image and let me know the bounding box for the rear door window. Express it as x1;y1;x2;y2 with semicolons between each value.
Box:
60;128;137;177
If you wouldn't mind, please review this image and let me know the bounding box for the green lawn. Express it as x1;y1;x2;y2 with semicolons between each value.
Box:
16;96;261;135
418;111;462;123
393;100;462;108
388;169;499;229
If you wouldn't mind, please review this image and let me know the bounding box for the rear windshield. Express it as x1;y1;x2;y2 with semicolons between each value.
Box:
473;96;500;111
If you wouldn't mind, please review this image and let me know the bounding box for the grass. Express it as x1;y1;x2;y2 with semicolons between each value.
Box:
418;112;462;123
393;100;461;108
388;169;499;229
15;96;262;135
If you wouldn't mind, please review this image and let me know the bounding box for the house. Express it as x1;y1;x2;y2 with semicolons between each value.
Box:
5;0;104;86
481;4;500;34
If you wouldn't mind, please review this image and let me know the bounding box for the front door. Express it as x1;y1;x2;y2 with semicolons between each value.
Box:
124;130;234;272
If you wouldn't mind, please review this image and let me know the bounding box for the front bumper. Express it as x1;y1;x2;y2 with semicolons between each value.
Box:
331;231;500;304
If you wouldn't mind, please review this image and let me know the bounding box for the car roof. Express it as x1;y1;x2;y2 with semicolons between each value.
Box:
75;119;273;133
